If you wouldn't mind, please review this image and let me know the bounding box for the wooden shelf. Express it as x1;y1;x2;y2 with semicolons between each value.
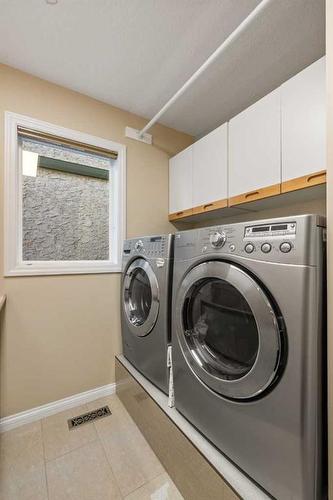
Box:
192;198;228;216
169;208;193;221
228;183;281;207
281;170;326;193
168;174;326;223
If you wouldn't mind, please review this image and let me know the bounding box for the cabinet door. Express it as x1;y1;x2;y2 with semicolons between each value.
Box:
281;57;326;187
192;123;228;209
228;89;281;204
169;146;192;215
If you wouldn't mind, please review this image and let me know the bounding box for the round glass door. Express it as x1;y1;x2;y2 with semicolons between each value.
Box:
175;261;282;399
128;267;152;326
184;278;259;381
123;258;159;337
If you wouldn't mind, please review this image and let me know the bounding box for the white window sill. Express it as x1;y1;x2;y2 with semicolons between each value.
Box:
4;263;122;277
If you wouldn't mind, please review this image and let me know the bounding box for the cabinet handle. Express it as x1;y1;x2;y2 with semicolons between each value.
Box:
245;190;259;199
176;211;184;216
306;172;326;183
203;203;213;209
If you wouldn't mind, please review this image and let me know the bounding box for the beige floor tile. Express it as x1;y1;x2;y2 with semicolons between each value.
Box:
85;393;119;410
124;472;184;500
90;395;164;496
46;440;122;500
0;421;48;500
42;404;98;461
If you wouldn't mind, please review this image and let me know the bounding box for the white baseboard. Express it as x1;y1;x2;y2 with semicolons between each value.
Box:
0;382;116;433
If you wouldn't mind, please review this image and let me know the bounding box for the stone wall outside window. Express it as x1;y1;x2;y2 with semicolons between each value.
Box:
22;140;110;261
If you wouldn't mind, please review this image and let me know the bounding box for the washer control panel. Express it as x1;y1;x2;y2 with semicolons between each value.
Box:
123;235;168;257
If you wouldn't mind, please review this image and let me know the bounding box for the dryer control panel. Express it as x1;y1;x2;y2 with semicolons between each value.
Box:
243;222;296;255
244;222;296;239
175;215;324;267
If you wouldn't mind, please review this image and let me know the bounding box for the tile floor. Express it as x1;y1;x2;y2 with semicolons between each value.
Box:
0;394;183;500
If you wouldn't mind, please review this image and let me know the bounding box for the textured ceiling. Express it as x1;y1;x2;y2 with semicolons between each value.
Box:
0;0;325;137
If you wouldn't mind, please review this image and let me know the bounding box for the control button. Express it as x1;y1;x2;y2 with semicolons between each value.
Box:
202;245;207;253
229;244;236;252
135;240;144;252
261;243;272;254
280;241;292;253
210;231;226;248
245;243;255;254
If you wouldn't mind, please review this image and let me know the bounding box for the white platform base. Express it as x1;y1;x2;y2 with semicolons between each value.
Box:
117;354;270;500
0;383;116;433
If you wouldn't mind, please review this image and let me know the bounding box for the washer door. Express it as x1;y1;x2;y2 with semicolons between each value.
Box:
123;258;159;337
175;261;282;400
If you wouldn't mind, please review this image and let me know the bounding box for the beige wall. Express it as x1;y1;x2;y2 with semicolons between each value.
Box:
0;64;193;417
327;0;332;496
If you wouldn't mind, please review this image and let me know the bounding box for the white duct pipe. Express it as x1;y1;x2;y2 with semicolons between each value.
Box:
138;0;273;137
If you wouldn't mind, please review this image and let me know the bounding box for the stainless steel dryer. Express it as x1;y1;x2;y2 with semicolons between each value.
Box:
121;234;173;394
172;215;326;500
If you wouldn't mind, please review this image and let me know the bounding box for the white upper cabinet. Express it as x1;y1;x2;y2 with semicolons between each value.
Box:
192;123;228;207
169;145;192;214
281;57;326;182
228;89;281;199
168;57;326;220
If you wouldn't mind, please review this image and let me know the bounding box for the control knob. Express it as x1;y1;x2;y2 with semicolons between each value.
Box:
135;240;144;252
261;243;272;254
245;243;255;254
210;231;226;248
280;241;292;253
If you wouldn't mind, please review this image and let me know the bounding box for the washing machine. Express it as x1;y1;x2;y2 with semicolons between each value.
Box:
121;234;173;394
172;215;326;500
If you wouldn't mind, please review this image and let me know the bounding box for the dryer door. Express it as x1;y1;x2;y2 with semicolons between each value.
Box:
123;258;159;337
176;261;283;400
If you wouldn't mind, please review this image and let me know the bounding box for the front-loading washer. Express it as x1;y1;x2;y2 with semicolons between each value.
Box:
172;215;326;499
121;234;173;394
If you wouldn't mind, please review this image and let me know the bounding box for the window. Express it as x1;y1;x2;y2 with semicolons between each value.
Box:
4;112;126;276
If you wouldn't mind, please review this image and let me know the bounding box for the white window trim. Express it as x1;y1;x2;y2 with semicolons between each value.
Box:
4;111;126;276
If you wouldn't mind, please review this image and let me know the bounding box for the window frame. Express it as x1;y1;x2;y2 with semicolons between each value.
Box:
4;111;127;276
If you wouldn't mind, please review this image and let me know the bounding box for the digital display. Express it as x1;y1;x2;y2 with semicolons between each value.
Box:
252;226;269;233
123;249;131;254
271;224;288;231
150;236;162;242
